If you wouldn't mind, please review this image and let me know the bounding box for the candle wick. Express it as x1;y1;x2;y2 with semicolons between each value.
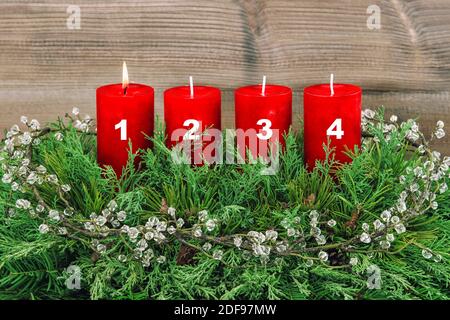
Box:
123;87;127;96
262;75;267;96
330;73;335;96
189;76;194;98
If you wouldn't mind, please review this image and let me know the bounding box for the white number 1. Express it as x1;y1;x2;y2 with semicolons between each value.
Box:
327;118;344;139
115;119;127;141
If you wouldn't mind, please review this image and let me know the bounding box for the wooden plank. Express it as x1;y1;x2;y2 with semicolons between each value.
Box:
1;88;449;153
0;0;450;89
0;0;449;153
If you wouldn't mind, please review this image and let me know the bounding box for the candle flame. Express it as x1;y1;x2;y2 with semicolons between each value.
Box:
122;61;129;93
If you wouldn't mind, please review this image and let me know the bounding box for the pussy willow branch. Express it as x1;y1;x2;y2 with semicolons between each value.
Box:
173;220;412;258
26;177;99;238
24;179;92;243
4;112;442;265
17;126;104;239
362;132;421;149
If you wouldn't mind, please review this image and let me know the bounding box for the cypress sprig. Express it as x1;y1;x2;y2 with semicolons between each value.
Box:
0;108;448;300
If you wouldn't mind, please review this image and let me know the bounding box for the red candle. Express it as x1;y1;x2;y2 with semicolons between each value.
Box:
97;62;154;176
303;75;361;170
235;77;292;160
164;77;221;164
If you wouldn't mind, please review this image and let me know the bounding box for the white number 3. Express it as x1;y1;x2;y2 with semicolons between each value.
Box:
115;119;127;141
256;119;273;140
327;118;344;139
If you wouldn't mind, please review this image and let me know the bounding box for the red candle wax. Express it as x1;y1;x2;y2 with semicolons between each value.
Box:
303;83;361;170
235;84;292;160
97;83;154;176
164;85;221;164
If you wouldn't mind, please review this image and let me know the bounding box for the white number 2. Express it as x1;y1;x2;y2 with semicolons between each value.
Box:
115;119;127;141
256;119;273;140
183;119;200;141
326;118;344;139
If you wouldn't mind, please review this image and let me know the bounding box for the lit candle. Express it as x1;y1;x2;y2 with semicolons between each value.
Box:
96;62;154;176
303;74;361;170
164;77;221;164
235;77;292;160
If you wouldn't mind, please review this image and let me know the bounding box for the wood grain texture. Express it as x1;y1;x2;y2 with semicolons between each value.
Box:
0;0;449;152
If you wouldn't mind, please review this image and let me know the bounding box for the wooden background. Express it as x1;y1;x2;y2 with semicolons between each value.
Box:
1;0;450;153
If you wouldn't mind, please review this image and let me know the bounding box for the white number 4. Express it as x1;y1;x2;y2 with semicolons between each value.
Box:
327;118;344;139
115;119;127;141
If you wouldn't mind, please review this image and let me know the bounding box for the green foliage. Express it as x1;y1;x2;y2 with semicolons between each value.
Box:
0;110;449;300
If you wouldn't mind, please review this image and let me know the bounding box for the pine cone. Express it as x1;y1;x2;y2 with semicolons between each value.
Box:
176;244;198;266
